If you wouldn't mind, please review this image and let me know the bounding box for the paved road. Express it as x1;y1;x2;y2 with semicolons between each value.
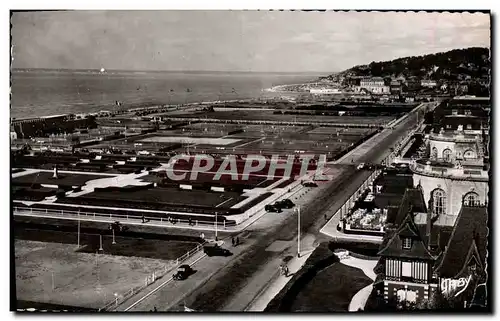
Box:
120;103;428;312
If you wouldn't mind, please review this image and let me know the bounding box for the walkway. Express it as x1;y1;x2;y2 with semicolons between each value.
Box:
338;256;377;312
239;234;317;312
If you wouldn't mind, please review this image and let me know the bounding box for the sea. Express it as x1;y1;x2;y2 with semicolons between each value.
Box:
10;70;323;119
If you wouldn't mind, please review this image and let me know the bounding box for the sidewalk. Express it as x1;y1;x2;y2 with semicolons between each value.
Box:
243;234;317;312
113;248;207;311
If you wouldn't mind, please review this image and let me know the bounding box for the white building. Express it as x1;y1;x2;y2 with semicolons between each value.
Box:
411;125;488;219
356;77;390;94
309;88;342;94
421;79;437;88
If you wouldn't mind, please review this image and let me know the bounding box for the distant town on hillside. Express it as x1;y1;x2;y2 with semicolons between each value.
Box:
320;47;490;97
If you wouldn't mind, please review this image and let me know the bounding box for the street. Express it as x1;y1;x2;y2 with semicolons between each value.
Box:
116;103;427;312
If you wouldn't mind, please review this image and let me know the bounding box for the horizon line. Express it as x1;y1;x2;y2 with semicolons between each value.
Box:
11;67;335;75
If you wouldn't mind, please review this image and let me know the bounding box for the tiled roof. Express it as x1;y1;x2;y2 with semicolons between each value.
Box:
378;211;434;260
394;188;427;226
385;205;400;225
434;205;488;279
416;223;454;251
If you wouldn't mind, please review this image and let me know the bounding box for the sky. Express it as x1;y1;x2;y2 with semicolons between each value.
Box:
11;10;491;73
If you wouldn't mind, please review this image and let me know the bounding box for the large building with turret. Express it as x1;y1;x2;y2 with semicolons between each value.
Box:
374;96;490;309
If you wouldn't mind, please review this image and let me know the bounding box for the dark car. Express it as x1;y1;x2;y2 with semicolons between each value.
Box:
173;264;194;280
203;244;232;257
302;181;318;187
276;199;295;209
108;221;129;232
265;204;282;213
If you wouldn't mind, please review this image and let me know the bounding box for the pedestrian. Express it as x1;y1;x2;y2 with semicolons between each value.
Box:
231;237;235;247
324;214;328;221
188;218;192;226
236;237;240;246
285;266;289;277
142;215;145;223
153;307;157;312
200;232;205;240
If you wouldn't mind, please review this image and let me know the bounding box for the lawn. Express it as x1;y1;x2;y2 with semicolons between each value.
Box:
15;223;201;261
86;187;242;208
12;171;111;186
265;242;372;312
15;240;174;309
289;262;372;312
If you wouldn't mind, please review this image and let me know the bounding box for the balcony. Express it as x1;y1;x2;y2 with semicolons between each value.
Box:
429;132;478;143
410;159;488;181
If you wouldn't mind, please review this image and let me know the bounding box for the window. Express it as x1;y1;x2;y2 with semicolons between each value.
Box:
446;124;452;129
432;189;446;215
464;192;479;206
452;109;458;115
464;149;476;160
402;238;412;249
402;262;412;277
465;110;472;115
442;149;452;162
431;147;438;160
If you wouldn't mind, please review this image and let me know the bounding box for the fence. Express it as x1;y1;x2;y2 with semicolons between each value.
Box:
13;206;236;228
98;241;206;311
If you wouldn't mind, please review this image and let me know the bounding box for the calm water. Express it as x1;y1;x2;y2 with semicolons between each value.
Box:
11;70;321;118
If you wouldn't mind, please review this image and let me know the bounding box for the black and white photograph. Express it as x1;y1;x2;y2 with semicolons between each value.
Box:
8;7;491;313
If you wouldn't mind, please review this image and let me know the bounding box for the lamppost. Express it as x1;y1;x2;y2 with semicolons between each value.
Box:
112;228;116;245
296;206;301;257
77;210;80;249
215;211;218;241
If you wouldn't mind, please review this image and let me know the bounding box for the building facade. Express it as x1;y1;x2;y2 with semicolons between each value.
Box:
357;77;390;94
376;96;489;308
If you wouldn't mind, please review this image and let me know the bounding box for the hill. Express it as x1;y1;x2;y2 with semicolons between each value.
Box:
320;47;490;82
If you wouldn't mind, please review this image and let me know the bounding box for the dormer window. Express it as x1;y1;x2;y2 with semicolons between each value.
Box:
403;238;412;249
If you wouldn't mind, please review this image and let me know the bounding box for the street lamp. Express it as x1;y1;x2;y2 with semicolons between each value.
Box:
296;205;301;257
215;211;218;241
77;210;80;249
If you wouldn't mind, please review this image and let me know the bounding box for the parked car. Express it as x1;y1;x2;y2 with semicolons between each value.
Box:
357;163;365;170
275;199;295;209
108;221;128;232
173;264;195;280
203;244;232;257
302;181;318;187
265;204;282;213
